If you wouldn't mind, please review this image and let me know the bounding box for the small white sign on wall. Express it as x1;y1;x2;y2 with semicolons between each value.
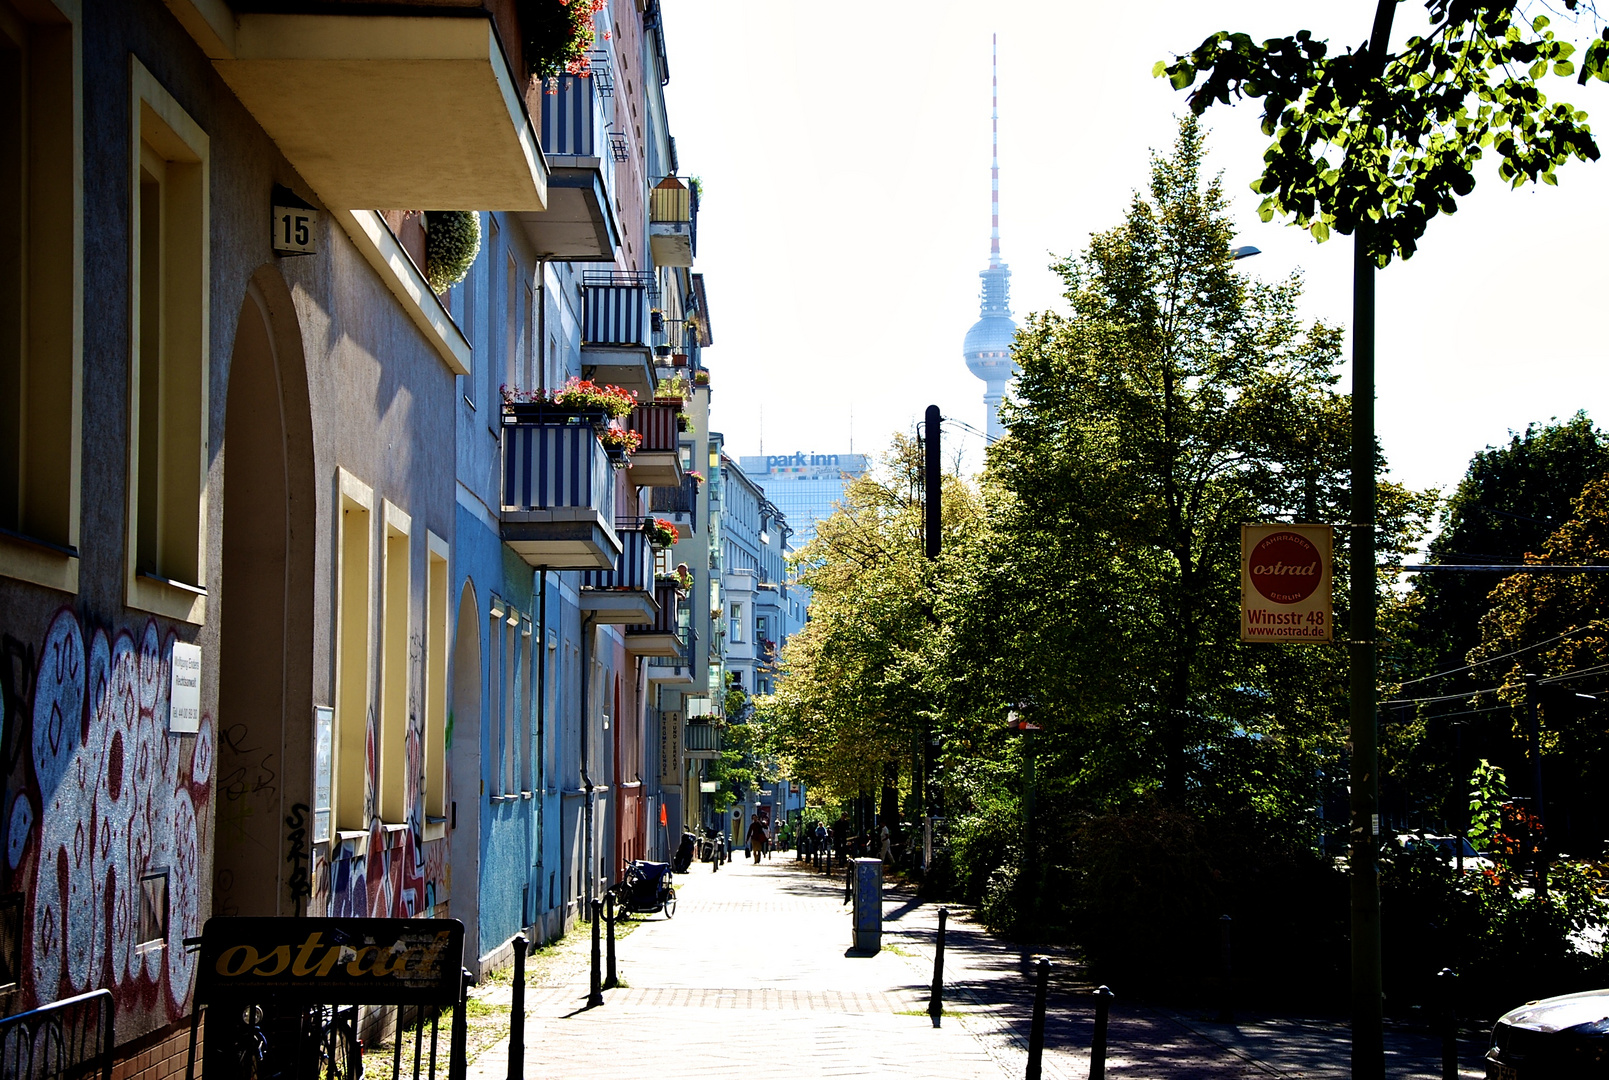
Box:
169;642;201;733
313;706;333;843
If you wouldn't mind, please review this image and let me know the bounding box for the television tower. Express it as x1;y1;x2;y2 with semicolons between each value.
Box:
962;34;1018;443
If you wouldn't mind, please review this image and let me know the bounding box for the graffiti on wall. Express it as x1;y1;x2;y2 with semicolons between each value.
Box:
325;631;442;922
1;609;208;1018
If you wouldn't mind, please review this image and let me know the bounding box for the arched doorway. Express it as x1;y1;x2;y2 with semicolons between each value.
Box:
449;581;483;965
215;274;314;917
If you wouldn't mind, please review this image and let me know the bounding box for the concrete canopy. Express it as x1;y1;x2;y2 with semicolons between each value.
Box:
214;14;547;211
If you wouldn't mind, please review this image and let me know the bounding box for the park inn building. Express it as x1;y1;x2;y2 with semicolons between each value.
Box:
0;0;729;1074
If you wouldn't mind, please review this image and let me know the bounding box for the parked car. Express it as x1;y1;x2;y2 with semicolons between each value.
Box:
1397;832;1495;873
1485;987;1609;1077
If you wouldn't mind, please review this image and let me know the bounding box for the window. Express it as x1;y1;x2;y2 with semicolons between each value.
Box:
504;604;521;796
457;240;477;409
730;601;742;643
520;615;534;793
0;0;80;594
334;470;372;833
137;870;168;950
378;502;410;824
424;533;448;838
504;251;518;391
127;57;209;623
488;597;505;796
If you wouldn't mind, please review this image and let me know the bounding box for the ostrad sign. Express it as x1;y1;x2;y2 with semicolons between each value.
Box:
1240;524;1333;643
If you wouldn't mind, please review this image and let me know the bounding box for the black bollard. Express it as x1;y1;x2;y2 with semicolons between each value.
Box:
1218;914;1233;1023
587;900;604;1007
605;892;618;989
928;907;948;1028
1026;956;1050;1080
507;935;527;1080
450;969;472;1080
1439;967;1459;1080
1090;985;1114;1080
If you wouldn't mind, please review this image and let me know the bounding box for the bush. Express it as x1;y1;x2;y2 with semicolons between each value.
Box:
424;211;481;292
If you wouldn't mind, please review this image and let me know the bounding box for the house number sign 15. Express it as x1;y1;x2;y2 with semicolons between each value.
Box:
272;203;317;255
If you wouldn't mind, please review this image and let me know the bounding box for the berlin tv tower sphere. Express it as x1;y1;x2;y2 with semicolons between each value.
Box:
966;34;1018;444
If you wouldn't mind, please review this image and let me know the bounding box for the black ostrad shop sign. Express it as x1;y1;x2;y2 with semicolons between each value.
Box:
194;918;465;1005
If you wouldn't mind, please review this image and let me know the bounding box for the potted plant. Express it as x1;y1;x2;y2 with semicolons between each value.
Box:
686;470;705;487
654;343;673;360
691;369;710;388
656;375;689;404
501;377;637;428
650;308;664;333
521;0;607;81
677;415;691;433
599;424;642;462
671;353;688;368
643;517;679;547
424;211;481;293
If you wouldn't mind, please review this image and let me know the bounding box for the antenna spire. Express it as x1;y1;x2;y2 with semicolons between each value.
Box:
990;33;1001;269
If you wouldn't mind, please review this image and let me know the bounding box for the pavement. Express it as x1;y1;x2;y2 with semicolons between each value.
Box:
465;852;1491;1078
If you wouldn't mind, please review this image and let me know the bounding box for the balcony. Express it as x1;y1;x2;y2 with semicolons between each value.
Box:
513;75;621;261
648;474;699;534
648;629;700;688
581;272;656;399
649;177;696;267
623;403;684;488
580;528;657;624
210;12;545;210
684;721;722;759
500;417;620;569
625;584;685;657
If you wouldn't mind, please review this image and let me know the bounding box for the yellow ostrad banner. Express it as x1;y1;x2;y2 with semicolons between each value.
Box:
1240;524;1333;643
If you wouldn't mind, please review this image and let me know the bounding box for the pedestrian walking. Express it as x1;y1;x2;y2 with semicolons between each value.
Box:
879;822;893;864
745;816;769;864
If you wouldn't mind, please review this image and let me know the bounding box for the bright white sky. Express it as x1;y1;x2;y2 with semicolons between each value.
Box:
662;1;1609;499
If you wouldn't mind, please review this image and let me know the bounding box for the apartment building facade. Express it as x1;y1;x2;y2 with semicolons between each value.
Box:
0;0;707;1072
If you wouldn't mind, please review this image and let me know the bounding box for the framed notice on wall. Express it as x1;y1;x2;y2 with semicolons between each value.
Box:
313;706;333;842
659;710;682;786
168;642;201;733
1240;524;1333;643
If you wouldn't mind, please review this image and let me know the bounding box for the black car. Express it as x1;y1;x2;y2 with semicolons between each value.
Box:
1486;988;1609;1077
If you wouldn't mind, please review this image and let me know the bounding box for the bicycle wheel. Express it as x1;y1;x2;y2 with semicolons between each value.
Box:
319;1017;361;1080
662;890;676;919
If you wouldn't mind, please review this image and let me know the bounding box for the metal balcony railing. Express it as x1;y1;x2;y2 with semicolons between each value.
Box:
581;528;653;592
648;475;698;525
627;583;682;637
540;74;598;157
684;721;722;754
501;420;612;516
582;271;654;348
630;403;679;453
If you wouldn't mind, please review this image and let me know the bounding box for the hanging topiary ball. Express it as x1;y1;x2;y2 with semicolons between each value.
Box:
424;210;481;293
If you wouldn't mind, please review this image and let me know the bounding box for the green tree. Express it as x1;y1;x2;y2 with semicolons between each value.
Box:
755;437;980;807
1468;468;1609;849
1159;1;1606;262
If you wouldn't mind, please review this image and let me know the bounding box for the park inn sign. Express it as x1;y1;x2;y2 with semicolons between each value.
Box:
1240;524;1334;643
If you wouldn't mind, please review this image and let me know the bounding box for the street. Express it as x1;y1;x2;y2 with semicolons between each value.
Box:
466;857;1488;1079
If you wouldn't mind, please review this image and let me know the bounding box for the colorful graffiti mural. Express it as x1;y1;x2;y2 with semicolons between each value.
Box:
1;609;208;1019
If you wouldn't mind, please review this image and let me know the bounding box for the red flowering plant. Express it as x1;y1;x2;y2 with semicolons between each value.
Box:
643;518;679;547
686;470;705;486
502;377;636;420
599;424;642;456
521;0;610;84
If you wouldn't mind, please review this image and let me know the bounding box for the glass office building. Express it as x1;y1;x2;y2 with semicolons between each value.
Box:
736;452;870;548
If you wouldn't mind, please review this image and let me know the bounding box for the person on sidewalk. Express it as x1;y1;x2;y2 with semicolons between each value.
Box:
745;816;768;864
879;822;893;864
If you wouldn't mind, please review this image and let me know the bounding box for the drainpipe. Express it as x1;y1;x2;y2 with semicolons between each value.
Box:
536;257;549;395
580;612;595;913
536;569;547;929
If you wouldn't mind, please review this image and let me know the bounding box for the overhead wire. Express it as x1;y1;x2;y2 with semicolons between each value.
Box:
1388;624;1597;689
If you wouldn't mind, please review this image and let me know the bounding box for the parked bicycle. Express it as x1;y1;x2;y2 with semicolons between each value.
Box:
231;1002;361;1080
613;859;677;919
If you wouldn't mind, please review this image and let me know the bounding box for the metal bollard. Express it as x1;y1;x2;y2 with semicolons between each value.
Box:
1439;967;1459;1080
1218;914;1233;1023
604;892;618;989
928;907;948;1028
587;900;604;1007
1090;985;1115;1080
507;934;526;1080
1026;956;1050;1080
450;969;472;1080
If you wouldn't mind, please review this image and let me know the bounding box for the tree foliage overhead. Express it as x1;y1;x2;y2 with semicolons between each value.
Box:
1159;1;1609;262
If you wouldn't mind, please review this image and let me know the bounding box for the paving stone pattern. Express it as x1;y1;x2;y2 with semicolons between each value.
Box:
465;856;1489;1078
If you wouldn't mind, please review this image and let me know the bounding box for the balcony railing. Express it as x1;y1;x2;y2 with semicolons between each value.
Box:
648;474;698;532
500;418;619;569
649;176;696;267
625;584;684;657
582;272;651;348
684;721;722;755
581;528;654;592
519;74;621;261
622;403;684;489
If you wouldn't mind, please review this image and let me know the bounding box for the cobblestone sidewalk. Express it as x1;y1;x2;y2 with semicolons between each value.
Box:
465;854;1489;1079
